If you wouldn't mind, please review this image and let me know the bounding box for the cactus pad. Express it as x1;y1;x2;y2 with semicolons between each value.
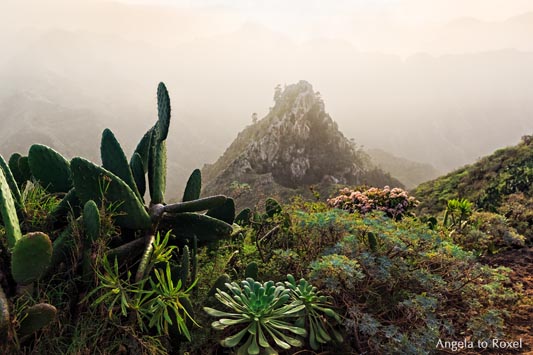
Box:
133;128;153;174
182;169;202;202
17;156;32;183
70;157;151;229
206;197;235;224
0;155;22;208
11;232;52;285
235;208;251;226
148;139;167;204
8;153;24;186
166;213;233;243
244;261;259;279
163;195;227;214
28;144;72;193
101;129;142;200
156;82;171;142
0;168;22;249
18;303;57;337
83;200;100;243
130;152;146;198
208;274;231;296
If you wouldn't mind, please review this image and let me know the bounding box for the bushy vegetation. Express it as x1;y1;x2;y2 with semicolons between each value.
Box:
0;84;529;354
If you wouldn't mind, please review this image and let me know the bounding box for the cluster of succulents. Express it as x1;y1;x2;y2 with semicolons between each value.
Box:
0;82;238;350
327;186;418;218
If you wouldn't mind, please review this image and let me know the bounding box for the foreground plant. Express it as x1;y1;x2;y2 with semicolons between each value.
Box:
285;274;343;350
204;278;307;355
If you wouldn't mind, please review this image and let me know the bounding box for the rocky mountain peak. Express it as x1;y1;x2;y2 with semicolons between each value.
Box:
202;81;401;205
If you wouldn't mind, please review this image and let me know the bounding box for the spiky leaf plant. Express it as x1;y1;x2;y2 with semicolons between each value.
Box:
204;278;307;355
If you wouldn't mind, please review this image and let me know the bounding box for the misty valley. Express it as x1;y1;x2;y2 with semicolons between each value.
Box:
1;1;533;354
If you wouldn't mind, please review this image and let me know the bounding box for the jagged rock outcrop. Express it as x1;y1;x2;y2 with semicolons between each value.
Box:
203;81;402;206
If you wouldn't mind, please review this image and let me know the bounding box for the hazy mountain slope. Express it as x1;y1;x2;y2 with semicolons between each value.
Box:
367;148;441;189
413;134;533;215
202;81;402;207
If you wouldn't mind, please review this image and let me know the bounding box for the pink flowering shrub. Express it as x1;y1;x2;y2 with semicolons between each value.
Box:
327;186;418;219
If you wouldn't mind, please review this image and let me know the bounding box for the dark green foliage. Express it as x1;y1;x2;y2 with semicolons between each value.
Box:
8;153;24;186
244;261;258;279
179;245;190;287
70;157;151;229
367;232;377;252
17;156;32;184
148;139;167;204
235;208;251;226
83;200;100;243
206;197;235;224
100;129;141;200
165;213;233;243
133;127;153;174
49;188;81;223
0;154;22;208
17;303;57;338
11;232;52;285
0;167;22;249
163;195;227;214
182;169;202;202
208;274;230;296
130;152;146;198
156;82;171;142
414;138;533;215
28;144;72;193
265;197;282;218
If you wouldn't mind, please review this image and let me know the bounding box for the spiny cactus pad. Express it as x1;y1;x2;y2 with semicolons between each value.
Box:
130;152;146;198
167;213;233;243
0;154;22;208
83;200;100;243
70;157;151;229
206;197;236;224
11;232;53;285
208;274;231;296
17;156;32;183
49;188;81;223
18;303;57;338
182;169;202;202
235;208;252;226
28;144;72;193
133;128;153;174
156;82;171;142
8;153;23;186
244;261;259;279
101;129;142;200
0;168;22;249
148;139;167;204
163;195;227;214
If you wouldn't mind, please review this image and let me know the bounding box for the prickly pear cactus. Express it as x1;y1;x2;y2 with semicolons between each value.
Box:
235;208;251;226
130;152;146;198
244;261;259;279
28;144;72;193
0;155;22;208
17;303;57;338
101;129;142;200
182;169;201;202
0;168;22;249
148;139;167;204
11;232;53;285
17;156;32;184
83;200;100;243
166;213;233;243
8;153;24;186
70;157;151;229
208;274;231;296
206;197;235;224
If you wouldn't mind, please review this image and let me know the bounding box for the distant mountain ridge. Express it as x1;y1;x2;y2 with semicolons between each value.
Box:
367;148;441;190
202;81;402;207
